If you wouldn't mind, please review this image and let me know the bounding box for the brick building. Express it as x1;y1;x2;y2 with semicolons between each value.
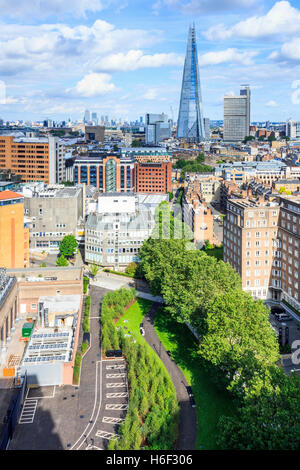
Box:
134;161;172;193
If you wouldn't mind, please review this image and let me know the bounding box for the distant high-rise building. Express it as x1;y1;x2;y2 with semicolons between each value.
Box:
286;119;300;139
177;24;205;142
84;109;91;123
145;113;172;145
91;112;98;124
203;118;210;140
223;85;250;141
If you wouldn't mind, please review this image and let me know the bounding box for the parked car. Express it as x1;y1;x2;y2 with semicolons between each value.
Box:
186;386;193;397
140;322;143;328
140;327;145;336
166;350;172;357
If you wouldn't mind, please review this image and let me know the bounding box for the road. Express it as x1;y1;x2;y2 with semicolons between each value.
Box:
143;303;197;450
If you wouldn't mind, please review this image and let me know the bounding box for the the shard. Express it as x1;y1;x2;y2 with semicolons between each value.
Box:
177;24;205;142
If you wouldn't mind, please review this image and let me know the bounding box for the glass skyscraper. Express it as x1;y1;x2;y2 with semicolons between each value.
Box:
177;24;205;142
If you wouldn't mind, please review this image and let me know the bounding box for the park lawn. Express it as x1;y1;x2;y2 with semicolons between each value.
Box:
154;307;236;450
116;297;153;345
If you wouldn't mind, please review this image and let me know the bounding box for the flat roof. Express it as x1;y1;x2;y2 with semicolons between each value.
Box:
0;190;23;201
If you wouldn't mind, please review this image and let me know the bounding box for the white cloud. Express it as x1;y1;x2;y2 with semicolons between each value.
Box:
153;0;256;14
269;37;300;62
0;20;162;79
265;100;278;107
204;1;300;40
96;50;183;72
0;0;110;18
199;48;258;66
291;80;300;105
70;73;117;97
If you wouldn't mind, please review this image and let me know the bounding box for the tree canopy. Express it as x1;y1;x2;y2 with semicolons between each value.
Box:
59;234;78;258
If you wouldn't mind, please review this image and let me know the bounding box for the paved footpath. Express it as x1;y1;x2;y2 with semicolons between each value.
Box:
143;303;197;450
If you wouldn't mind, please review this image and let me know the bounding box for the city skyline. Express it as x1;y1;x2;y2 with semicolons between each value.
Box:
0;1;300;122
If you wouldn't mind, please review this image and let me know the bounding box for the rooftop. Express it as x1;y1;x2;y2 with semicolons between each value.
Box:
0;190;23;201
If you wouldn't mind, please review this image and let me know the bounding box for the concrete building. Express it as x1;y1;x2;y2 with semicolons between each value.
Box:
84;125;105;143
0;266;83;385
23;185;84;253
145;113;172;145
223;86;250;142
0;269;18;365
0;134;65;184
0;191;29;269
85;193;165;269
121;147;172;163
286;120;300;139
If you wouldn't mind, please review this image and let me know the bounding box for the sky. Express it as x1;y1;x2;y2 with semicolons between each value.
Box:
1;0;300;123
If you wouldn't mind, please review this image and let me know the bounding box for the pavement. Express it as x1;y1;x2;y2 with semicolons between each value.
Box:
9;286;109;450
143;303;197;450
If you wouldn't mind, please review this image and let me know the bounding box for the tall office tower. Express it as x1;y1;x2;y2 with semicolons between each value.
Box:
91;112;98;124
177;24;205;142
84;109;90;123
223;85;250;141
145;113;172;145
286;119;300;139
203;117;210;140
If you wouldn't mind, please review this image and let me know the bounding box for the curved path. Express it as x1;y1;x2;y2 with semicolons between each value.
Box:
143;303;197;450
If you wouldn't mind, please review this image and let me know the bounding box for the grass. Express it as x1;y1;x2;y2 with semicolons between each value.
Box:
73;352;82;385
203;246;223;260
154;307;236;450
116;297;153;344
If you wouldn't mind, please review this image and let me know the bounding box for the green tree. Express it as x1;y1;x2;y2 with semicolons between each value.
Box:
89;263;100;277
125;262;138;277
131;139;142;147
198;289;280;396
218;368;300;450
56;255;69;266
59;234;78;258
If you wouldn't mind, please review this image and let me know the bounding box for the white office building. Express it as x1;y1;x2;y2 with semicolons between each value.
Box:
223;86;250;142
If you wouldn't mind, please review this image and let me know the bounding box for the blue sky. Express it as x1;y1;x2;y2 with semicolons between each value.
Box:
1;0;300;123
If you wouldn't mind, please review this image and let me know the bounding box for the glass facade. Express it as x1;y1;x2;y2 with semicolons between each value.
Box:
177;25;205;142
106;159;117;192
90;166;97;187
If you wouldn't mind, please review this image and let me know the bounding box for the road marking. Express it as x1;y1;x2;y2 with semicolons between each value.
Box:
95;430;120;440
86;444;102;450
106;373;126;378
19;399;38;424
106;383;126;388
102;417;125;424
70;361;102;450
105;404;128;410
106;392;128;398
106;364;126;370
103;358;125;363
